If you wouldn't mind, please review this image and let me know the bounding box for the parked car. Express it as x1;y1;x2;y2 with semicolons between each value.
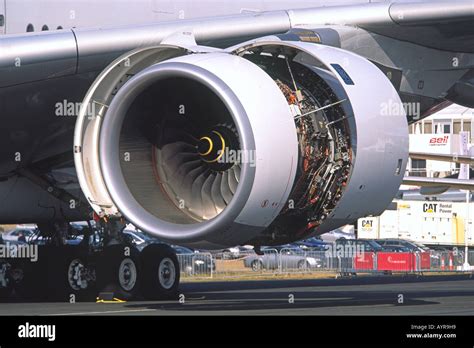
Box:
260;244;303;253
218;246;254;260
335;238;384;254
122;229;164;251
379;244;412;253
376;239;430;253
3;222;91;246
296;237;331;251
244;246;323;271
2;226;38;243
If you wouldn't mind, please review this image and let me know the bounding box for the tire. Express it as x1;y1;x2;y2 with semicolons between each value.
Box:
140;244;180;300
11;244;54;301
47;246;96;302
251;260;263;272
96;244;141;301
11;257;47;301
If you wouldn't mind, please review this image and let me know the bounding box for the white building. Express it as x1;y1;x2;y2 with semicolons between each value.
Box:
406;104;474;178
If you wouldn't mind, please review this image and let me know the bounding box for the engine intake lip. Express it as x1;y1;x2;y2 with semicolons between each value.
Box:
99;61;256;242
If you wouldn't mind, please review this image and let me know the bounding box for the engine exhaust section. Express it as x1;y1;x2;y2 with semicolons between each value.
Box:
74;39;408;249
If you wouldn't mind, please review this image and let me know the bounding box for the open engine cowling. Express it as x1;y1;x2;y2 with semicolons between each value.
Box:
74;38;408;249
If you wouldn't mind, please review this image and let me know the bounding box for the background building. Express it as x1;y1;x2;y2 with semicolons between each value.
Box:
406;104;474;178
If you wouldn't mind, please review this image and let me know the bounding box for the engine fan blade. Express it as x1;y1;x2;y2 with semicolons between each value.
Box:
201;173;218;219
220;171;233;205
228;167;239;194
210;173;226;213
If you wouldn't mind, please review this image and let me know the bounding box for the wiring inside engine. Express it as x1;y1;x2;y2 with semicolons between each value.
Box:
239;47;353;244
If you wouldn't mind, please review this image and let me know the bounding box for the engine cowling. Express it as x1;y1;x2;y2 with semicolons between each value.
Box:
74;39;408;249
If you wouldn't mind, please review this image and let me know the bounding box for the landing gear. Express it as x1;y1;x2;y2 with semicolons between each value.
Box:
140;244;180;300
96;244;141;301
0;221;181;301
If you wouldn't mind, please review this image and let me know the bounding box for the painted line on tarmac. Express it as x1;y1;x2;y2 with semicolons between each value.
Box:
47;308;158;316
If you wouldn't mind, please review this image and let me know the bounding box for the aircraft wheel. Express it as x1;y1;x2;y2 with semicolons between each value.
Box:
96;244;140;301
11;257;47;300
140;244;180;300
47;246;96;301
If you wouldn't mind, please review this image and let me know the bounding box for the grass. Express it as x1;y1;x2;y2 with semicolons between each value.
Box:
180;270;472;283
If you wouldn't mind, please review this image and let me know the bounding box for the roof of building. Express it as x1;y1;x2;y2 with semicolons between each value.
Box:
426;104;474;120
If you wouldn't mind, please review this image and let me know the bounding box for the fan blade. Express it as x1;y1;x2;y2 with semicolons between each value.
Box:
201;173;218;219
211;173;226;213
228;167;239;194
189;172;208;218
233;164;241;183
220;171;233;205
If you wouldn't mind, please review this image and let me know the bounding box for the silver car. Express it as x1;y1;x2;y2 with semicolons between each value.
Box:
244;247;322;271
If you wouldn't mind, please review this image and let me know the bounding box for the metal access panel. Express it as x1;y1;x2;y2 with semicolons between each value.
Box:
0;0;5;35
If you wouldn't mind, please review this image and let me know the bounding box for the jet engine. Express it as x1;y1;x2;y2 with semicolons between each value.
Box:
74;38;408;248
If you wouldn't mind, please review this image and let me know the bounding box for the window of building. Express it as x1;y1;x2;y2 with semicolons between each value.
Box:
410;159;426;177
434;123;451;134
0;15;4;27
424;122;432;134
454;120;462;134
57;26;63;30
433;119;453;134
41;25;49;31
26;23;34;32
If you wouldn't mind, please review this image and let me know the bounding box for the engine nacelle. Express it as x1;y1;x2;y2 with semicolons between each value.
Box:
74;39;408;248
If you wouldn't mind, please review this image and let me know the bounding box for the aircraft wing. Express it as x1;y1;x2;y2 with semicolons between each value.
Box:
2;1;474;88
359;1;474;53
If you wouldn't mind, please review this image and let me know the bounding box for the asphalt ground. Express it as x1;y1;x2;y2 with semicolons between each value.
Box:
0;274;473;315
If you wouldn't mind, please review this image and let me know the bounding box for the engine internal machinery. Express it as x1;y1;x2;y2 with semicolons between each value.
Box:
74;39;408;248
235;44;353;245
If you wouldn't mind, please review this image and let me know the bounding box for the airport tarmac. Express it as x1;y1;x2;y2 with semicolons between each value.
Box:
1;275;473;316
